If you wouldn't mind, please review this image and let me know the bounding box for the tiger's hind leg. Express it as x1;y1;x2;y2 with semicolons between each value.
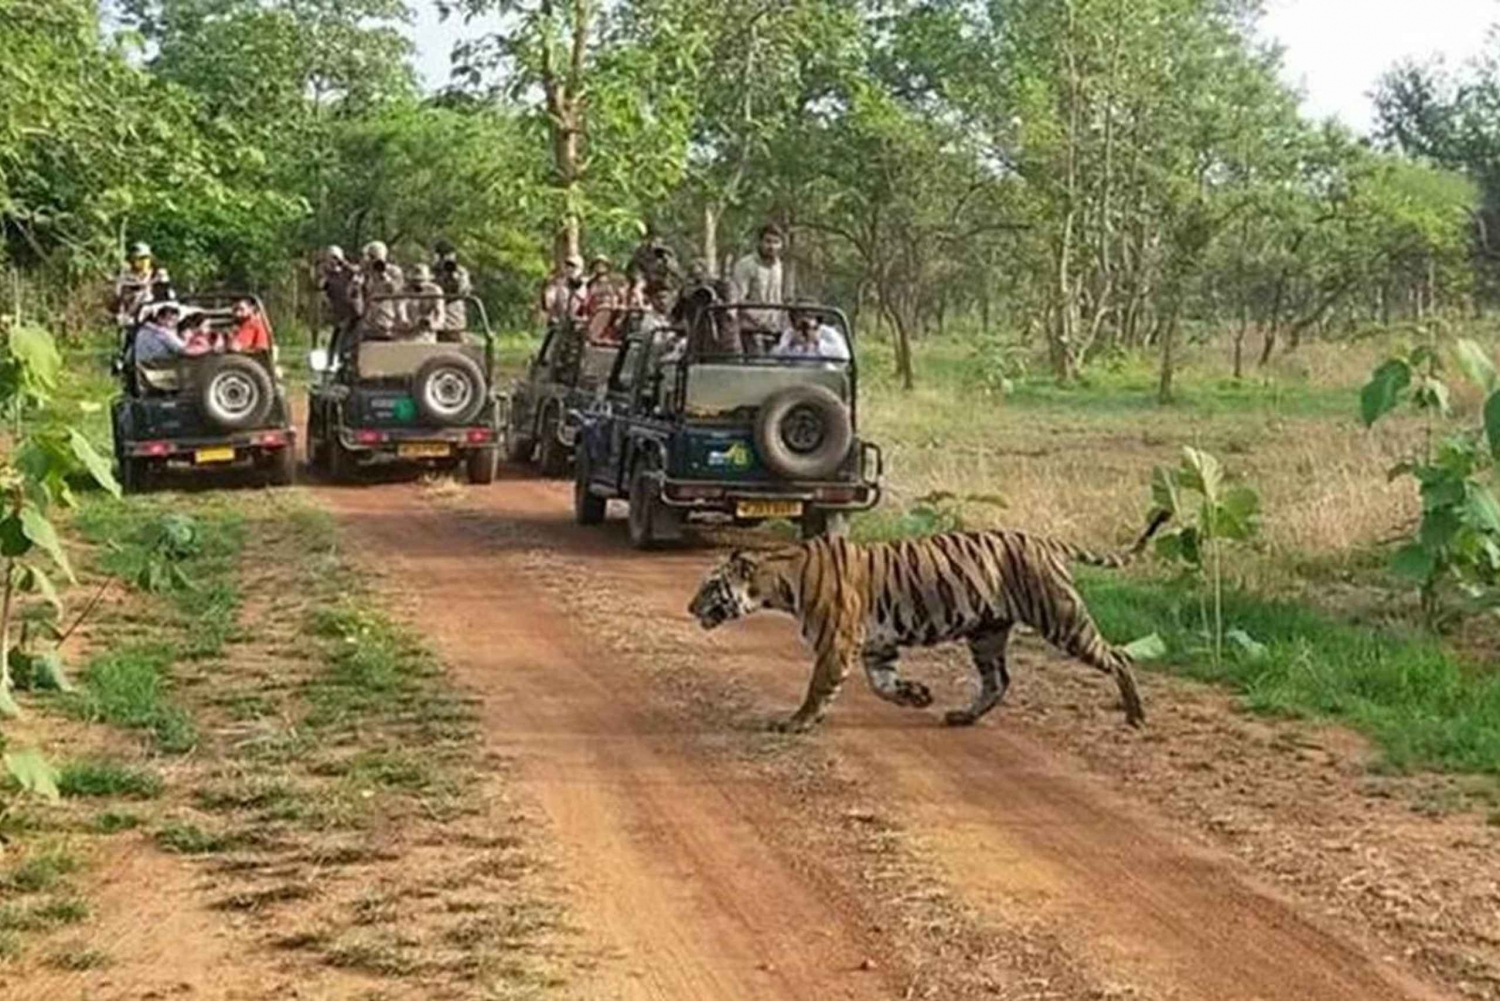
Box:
861;645;934;709
1043;587;1146;727
945;623;1013;727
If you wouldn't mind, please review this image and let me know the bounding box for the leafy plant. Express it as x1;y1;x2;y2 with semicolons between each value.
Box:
1148;447;1262;669
1361;337;1500;624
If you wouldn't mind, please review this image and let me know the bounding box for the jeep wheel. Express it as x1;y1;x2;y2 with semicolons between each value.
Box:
413;354;487;426
574;451;606;526
264;447;295;487
801;509;849;540
328;439;358;484
627;464;664;549
538;409;571;478
466;446;499;485
755;384;853;480
201;355;275;431
120;456;149;495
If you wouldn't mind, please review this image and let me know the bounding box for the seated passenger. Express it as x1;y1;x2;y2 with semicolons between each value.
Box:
773;308;850;361
403;264;445;342
177;311;218;356
229;299;271;353
133;303;188;365
584;277;622;343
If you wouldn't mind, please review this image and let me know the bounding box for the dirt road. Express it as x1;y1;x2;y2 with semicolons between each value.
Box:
316;472;1454;1001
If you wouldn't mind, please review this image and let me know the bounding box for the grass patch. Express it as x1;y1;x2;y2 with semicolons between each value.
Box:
1082;571;1500;775
89;811;141;834
0;850;79;894
58;758;164;799
45;944;111;971
154;822;233;855
0;897;89;932
67;644;196;753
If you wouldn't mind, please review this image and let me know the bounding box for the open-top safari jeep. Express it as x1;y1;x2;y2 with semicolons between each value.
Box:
504;310;629;476
110;293;295;494
574;301;882;548
305;293;501;484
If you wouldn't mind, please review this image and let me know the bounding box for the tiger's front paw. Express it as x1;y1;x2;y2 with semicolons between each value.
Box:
895;680;933;708
771;713;819;734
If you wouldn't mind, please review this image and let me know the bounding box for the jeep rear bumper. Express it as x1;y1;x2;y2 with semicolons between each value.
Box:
659;478;881;513
124;427;295;458
338;425;498;458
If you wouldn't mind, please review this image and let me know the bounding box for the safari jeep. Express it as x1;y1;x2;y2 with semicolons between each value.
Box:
305;293;501;484
110;293;295;494
573;301;882;548
504;310;629;476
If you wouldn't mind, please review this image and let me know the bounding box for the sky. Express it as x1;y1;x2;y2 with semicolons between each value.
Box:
409;0;1498;134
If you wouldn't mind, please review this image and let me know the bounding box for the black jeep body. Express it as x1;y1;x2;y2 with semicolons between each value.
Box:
110;294;296;494
504;311;629;477
574;302;882;548
305;294;501;484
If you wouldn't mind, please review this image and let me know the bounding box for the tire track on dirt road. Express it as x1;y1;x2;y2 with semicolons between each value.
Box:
316;472;1452;1001
314;477;901;1001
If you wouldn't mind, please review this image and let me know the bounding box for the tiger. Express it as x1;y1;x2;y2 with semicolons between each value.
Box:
687;511;1170;733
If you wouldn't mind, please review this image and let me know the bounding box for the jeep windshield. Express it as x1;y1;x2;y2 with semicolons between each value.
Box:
683;303;851;365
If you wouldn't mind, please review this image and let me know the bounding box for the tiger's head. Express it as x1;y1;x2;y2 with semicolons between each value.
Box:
688;549;799;630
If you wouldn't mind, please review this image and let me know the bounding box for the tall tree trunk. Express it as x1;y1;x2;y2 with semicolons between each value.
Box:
703;204;720;278
1233;303;1248;381
1157;306;1180;404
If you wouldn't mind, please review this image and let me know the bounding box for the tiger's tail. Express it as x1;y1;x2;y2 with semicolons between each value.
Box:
1053;508;1172;570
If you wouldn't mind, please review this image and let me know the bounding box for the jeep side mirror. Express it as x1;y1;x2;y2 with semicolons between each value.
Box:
307;348;330;374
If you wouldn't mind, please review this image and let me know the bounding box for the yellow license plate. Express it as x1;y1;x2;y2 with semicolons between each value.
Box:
736;499;803;519
194;446;236;464
397;442;451;459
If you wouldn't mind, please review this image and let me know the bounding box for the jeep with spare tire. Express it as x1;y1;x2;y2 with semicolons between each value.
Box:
110;293;295;494
573;300;882;548
504;309;630;476
305;293;502;484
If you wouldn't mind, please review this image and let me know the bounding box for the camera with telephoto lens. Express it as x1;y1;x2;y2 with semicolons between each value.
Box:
371;259;387;273
442;259;458;274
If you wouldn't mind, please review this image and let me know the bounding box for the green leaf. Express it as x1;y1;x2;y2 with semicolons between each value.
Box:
8;325;61;392
20;564;61;612
4;747;60;802
1214;486;1261;541
1122;633;1167;661
30;650;71;693
1225;628;1268;662
20;505;73;582
1149;466;1181;518
0;683;18;718
1455;339;1497;392
1180;447;1223;503
1360;358;1411;427
1465;485;1500;535
70;429;121;498
1484;391;1500;458
1420;507;1463;550
1391;543;1437;582
0;515;30;558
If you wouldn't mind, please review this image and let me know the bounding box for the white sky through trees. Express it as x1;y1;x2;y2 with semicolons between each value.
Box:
407;0;1497;134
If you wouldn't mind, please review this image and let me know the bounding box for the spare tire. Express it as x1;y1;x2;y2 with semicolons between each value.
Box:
200;355;274;431
754;384;852;480
413;353;486;426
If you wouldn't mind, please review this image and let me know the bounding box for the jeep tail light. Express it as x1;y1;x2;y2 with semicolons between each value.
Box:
670;484;724;500
354;429;383;445
253;431;287;447
465;428;494;444
137;440;172;457
814;486;858;503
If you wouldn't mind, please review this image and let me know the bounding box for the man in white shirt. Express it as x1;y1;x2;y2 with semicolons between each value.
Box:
729;223;785;331
773;307;850;361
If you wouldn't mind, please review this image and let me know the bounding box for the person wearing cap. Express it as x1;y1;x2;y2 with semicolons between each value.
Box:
403;264;445;342
539;254;586;326
132;302;190;366
626;222;679;306
318;245;361;335
431;239;473;334
357;241;406;337
113;241;166;329
730;223;785;332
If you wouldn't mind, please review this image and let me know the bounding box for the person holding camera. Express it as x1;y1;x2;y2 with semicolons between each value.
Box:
432;238;472;335
358;241;406;338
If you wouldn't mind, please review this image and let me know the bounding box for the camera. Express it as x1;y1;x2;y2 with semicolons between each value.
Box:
442;259;458;274
371;259;387;274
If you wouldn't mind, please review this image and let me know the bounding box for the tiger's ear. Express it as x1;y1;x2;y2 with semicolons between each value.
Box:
728;549;755;574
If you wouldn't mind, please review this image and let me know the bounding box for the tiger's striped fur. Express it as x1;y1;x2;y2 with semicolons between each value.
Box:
687;511;1168;732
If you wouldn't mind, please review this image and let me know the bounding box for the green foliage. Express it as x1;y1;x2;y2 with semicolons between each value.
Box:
1083;572;1500;774
57;758;164;800
68;645;197;754
155;821;232;855
0;850;78;894
2;748;60;803
1149;447;1262;668
1361;338;1500;623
